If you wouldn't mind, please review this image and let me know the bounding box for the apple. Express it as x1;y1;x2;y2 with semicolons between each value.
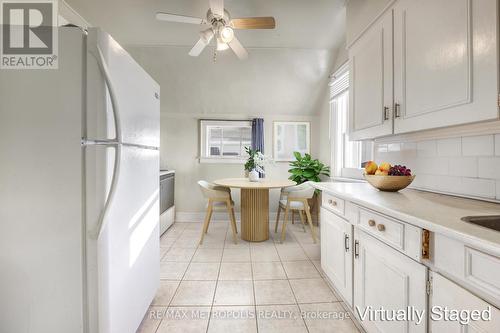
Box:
364;161;378;175
378;162;392;173
375;169;389;176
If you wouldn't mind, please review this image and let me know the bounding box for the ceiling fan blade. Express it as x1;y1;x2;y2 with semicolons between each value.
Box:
209;0;224;18
228;36;248;60
189;29;214;57
156;12;205;25
230;17;276;29
189;38;209;57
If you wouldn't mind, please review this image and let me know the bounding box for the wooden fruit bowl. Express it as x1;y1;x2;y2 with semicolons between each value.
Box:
364;175;416;192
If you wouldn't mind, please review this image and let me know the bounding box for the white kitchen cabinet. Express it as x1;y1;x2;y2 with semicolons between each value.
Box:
432;233;500;309
353;229;427;333
320;207;353;306
392;0;499;134
348;0;499;139
394;0;498;134
429;272;500;333
348;8;393;140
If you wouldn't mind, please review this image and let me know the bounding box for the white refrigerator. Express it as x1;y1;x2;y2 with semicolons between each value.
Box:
0;27;160;333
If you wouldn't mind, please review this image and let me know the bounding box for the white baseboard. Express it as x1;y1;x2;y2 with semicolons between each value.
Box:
175;211;279;223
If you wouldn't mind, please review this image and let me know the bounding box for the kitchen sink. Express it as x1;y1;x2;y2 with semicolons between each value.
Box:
461;215;500;232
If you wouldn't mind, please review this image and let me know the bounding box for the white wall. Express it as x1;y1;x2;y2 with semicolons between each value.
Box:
127;46;333;215
160;113;319;215
128;46;334;116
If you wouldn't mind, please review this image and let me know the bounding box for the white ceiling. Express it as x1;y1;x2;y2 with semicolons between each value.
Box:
66;0;346;49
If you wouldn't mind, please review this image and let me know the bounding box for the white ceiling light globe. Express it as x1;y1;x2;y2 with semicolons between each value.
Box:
220;26;234;43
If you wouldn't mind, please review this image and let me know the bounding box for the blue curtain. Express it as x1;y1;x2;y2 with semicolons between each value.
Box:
251;118;264;153
251;118;265;177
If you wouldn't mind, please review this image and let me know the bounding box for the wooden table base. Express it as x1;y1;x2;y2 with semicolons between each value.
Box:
240;188;269;242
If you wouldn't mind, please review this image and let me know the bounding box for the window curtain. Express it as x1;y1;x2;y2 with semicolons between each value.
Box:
251;118;264;153
251;118;265;177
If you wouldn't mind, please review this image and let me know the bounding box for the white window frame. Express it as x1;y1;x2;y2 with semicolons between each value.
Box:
199;120;252;164
329;63;373;179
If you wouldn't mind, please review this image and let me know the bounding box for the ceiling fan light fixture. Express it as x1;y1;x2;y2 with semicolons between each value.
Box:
219;26;234;43
216;39;229;51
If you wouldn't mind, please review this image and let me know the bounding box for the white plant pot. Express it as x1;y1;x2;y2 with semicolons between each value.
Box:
248;169;260;182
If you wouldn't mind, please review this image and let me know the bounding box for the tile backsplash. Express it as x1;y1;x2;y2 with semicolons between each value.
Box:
374;134;500;201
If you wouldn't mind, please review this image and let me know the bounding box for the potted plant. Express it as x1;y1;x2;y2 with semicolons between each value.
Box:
244;147;273;181
244;147;258;178
288;152;330;224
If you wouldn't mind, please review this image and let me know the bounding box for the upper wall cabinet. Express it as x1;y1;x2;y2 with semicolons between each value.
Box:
349;9;393;141
348;0;499;140
393;0;499;134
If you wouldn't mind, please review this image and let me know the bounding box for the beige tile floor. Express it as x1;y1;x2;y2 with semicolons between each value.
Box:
137;219;360;333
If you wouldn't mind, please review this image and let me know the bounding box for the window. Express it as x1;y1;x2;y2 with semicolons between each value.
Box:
273;122;310;161
200;120;252;163
329;64;373;178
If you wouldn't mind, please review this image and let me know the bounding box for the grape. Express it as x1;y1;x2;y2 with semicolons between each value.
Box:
389;165;412;176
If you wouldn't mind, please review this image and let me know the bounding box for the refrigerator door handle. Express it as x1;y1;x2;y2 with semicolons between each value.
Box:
88;142;122;239
95;46;122;143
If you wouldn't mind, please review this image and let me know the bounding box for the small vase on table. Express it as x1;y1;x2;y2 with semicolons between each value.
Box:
248;169;260;182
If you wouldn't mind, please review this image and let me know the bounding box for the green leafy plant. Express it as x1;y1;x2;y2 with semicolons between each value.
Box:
244;147;273;173
244;147;258;172
288;152;330;184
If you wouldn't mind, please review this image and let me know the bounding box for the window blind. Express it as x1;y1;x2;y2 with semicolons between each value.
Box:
330;71;349;97
329;63;349;99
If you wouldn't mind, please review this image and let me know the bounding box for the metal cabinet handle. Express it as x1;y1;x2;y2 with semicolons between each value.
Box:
377;224;386;232
384;106;390;120
328;199;337;206
394;103;401;118
354;240;360;258
344;234;350;252
368;219;376;227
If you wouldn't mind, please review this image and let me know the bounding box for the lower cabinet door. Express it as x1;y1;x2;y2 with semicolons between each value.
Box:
353;229;427;333
320;208;353;306
429;272;500;333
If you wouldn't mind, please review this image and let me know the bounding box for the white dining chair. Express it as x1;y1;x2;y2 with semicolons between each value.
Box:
198;180;238;245
274;182;317;244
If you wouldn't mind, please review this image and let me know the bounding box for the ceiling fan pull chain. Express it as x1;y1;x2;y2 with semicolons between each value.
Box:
213;49;217;63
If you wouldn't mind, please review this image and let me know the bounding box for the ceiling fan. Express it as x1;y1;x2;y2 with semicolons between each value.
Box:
156;0;276;60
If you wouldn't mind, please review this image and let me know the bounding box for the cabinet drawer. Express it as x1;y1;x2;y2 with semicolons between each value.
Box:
322;193;345;216
357;207;422;260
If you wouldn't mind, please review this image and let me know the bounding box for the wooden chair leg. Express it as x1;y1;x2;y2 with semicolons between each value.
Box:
204;207;213;234
303;200;317;243
292;211;295;224
227;201;238;244
274;206;281;233
199;202;213;245
280;204;290;243
230;207;238;234
298;210;307;232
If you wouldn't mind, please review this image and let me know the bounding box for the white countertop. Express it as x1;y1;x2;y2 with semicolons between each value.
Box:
160;170;175;176
312;182;500;255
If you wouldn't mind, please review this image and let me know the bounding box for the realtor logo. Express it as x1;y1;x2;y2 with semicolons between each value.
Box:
1;0;58;69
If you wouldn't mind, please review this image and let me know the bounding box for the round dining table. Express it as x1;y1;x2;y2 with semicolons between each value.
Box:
213;178;296;242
